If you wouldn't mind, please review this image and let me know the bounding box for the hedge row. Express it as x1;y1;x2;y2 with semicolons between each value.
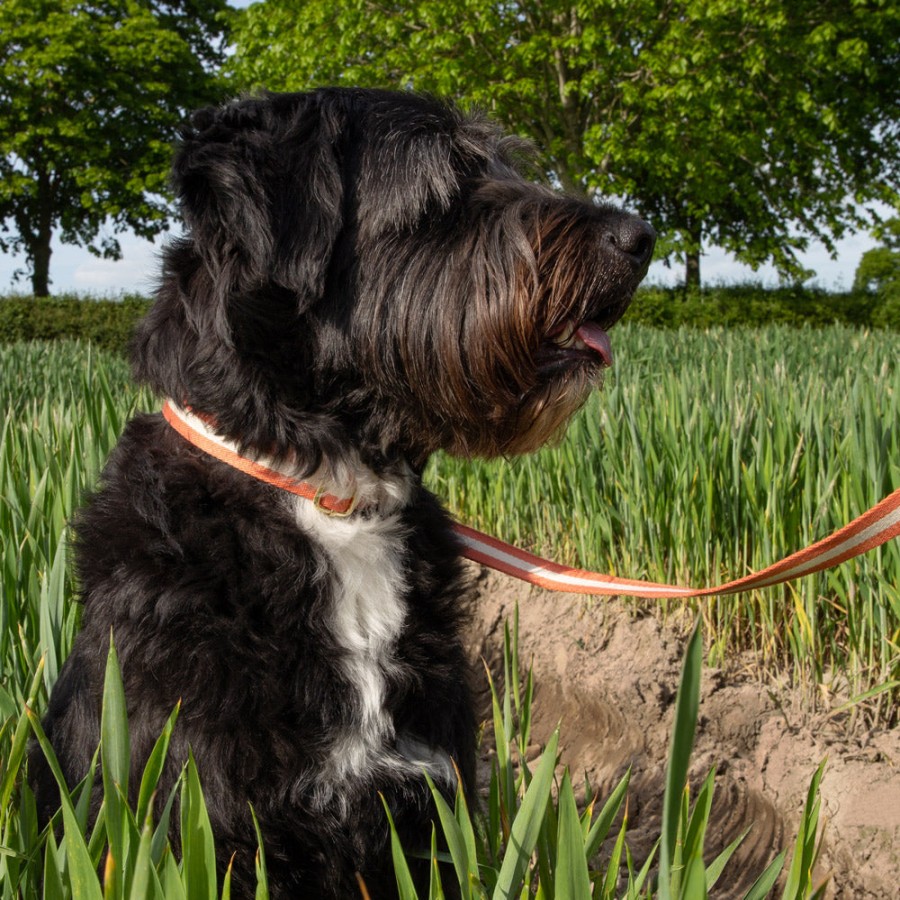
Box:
1;285;897;355
0;294;151;354
630;284;900;329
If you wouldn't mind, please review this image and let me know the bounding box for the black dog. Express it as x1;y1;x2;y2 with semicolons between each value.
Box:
31;88;654;898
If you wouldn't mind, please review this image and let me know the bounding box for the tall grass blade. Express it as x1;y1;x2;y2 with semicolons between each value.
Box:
659;620;703;900
39;536;67;694
741;851;786;900
627;839;658;899
492;729;559;900
451;761;481;894
599;815;628;900
678;853;707;900
151;773;183;866
424;772;471;899
584;768;630;861
380;794;420;900
249;803;270;900
100;635;131;899
61;799;103;900
161;850;188;900
222;857;234;900
682;766;716;883
129;815;161;900
41;828;66;900
428;825;442;900
781;761;827;900
180;750;218;900
705;827;750;891
137;701;181;827
27;704;103;898
0;659;44;820
555;769;592;900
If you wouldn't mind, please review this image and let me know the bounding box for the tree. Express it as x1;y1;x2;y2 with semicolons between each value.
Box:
854;218;900;289
230;0;900;287
854;218;900;328
0;0;230;296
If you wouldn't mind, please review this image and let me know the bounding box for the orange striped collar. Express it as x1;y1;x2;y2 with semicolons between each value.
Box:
162;400;361;516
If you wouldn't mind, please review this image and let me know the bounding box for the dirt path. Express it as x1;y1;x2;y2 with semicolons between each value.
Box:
464;571;900;899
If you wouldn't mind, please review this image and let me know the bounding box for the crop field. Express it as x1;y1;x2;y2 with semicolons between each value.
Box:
3;327;899;720
0;326;897;895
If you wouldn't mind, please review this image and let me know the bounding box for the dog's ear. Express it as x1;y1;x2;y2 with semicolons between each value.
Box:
173;93;344;308
353;94;473;238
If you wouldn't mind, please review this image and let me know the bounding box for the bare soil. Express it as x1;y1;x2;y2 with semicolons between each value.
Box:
463;570;900;899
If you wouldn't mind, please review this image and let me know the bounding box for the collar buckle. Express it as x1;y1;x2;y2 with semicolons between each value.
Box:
312;485;360;518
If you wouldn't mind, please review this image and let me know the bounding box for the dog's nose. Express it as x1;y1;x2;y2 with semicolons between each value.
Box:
602;216;656;271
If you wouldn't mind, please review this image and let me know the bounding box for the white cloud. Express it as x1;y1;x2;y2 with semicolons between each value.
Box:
69;236;162;295
0;230;173;296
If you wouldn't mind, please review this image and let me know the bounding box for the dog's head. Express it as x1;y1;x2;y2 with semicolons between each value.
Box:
134;89;654;469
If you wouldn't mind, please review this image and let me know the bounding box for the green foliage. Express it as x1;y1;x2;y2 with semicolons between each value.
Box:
1;286;895;362
627;284;891;329
229;0;900;286
854;247;900;295
1;640;268;898
854;218;900;330
0;0;230;295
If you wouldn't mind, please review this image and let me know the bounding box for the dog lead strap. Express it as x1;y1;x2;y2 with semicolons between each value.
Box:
162;400;900;600
455;491;900;599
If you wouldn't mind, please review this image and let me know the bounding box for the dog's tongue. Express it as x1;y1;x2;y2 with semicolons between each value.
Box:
576;322;614;367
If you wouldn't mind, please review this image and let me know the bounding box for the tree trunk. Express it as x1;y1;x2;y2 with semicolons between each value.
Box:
684;250;700;290
29;168;54;297
31;240;52;297
684;218;702;290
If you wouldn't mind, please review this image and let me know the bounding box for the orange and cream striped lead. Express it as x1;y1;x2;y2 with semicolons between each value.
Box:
454;489;900;599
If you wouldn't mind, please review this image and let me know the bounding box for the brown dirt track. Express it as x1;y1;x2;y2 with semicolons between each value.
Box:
464;570;900;899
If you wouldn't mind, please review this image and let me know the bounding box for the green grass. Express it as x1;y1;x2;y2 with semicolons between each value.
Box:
0;329;890;895
427;324;900;723
3;608;829;899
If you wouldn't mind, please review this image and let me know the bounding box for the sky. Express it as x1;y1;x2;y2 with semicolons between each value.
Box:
0;215;878;297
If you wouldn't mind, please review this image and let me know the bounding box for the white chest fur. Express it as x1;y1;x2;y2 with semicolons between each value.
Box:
290;469;456;808
163;403;454;788
293;498;408;773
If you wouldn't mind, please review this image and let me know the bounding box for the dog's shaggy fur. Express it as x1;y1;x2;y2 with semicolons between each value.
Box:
30;88;654;898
